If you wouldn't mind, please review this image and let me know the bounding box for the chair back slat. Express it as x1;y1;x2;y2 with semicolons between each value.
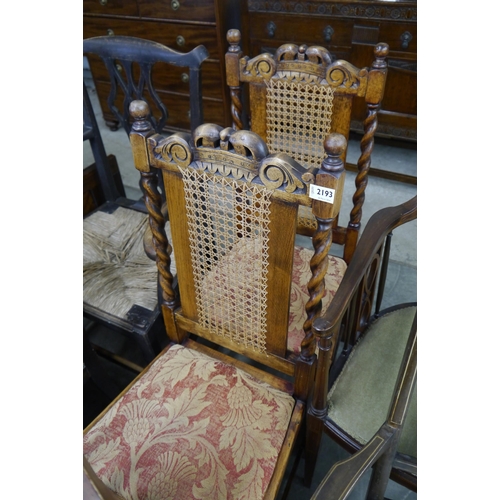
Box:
84;35;209;134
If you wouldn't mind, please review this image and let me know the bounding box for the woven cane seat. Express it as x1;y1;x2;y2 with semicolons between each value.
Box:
83;343;295;500
327;306;417;458
83;206;176;322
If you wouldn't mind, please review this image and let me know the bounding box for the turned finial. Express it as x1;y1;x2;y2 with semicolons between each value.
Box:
298;44;308;61
373;43;389;69
227;29;241;51
322;133;347;172
130;100;152;132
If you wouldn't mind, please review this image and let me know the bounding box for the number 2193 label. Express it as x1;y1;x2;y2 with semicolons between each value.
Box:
309;184;335;204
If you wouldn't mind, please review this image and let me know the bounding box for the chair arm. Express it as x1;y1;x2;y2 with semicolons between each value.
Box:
311;424;396;500
313;195;416;337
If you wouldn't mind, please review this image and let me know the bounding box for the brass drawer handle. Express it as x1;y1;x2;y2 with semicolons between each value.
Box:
266;21;276;38
107;29;114;36
181;73;189;83
171;0;180;10
323;25;334;43
176;35;185;47
99;0;107;5
400;31;413;50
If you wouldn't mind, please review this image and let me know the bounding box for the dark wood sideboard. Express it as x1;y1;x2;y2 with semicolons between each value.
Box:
84;0;416;145
83;0;240;133
239;0;417;143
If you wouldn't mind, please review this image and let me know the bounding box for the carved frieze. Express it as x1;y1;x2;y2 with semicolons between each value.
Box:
240;42;367;92
153;124;311;194
247;0;417;22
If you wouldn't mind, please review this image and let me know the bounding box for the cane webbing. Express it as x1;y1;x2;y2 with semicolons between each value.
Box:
265;78;335;170
181;167;272;352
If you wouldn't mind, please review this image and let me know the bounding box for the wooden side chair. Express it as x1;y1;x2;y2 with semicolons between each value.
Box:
83;100;348;499
305;196;417;494
225;29;389;264
83;36;209;365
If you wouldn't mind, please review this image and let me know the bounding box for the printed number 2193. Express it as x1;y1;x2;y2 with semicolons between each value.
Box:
309;184;335;204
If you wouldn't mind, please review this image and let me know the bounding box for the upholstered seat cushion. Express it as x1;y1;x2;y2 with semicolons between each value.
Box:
83;207;176;320
327;306;417;458
288;246;346;354
83;344;295;500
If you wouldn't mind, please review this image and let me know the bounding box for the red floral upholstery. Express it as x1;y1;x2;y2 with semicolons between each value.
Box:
288;246;346;354
84;344;295;500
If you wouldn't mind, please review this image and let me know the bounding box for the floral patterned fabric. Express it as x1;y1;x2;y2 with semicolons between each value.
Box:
84;344;295;500
287;246;347;354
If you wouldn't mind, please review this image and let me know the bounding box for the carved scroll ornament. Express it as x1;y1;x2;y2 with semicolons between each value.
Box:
153;132;193;168
326;60;368;94
153;123;312;195
241;53;277;81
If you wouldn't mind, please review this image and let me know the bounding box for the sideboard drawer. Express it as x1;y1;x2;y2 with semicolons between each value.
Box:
83;18;134;39
141;21;219;60
378;23;417;53
138;0;216;23
83;17;220;59
249;12;354;49
83;0;139;16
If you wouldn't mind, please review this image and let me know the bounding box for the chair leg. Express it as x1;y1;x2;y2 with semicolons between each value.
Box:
364;430;400;500
83;329;122;400
304;410;324;487
136;331;159;363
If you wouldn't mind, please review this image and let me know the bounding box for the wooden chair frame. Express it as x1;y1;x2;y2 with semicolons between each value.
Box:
83;36;210;366
130;98;347;372
311;312;416;499
83;35;209;135
85;99;349;497
305;196;417;492
225;29;389;264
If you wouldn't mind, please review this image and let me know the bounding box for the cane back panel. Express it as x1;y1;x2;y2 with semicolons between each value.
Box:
226;30;389;262
148;124;315;361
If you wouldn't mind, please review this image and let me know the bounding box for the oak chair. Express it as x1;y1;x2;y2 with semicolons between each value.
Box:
83;100;348;499
83;36;208;364
305;196;417;494
225;29;389;264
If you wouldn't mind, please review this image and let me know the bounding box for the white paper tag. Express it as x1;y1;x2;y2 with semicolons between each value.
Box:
309;184;335;204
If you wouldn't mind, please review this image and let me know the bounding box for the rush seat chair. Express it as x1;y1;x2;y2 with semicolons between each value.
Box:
83;36;208;364
83;100;349;499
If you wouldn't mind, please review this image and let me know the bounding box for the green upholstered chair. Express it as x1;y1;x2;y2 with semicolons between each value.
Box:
305;196;417;497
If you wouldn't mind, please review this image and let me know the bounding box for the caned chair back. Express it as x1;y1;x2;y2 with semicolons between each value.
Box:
130;100;347;378
225;29;389;263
